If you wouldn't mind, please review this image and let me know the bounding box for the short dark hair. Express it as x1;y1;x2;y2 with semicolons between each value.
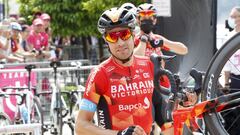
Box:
21;24;30;32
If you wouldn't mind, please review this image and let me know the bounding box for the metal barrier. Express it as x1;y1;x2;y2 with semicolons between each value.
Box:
0;60;96;134
0;123;41;134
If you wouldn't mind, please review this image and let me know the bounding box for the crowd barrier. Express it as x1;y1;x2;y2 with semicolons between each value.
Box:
0;60;96;134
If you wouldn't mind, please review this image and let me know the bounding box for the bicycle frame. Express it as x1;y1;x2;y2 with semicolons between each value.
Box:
172;91;240;135
151;53;240;135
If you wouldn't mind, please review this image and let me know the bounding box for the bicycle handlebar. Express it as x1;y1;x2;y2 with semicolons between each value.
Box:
189;68;203;95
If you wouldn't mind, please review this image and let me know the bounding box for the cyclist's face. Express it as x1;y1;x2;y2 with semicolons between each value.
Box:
105;27;134;61
230;9;240;27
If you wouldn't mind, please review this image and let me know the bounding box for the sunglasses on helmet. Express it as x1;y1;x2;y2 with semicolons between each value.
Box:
105;29;132;43
139;10;155;17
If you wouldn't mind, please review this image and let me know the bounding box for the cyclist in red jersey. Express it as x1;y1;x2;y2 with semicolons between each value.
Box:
75;6;174;135
134;3;188;59
133;3;188;89
75;6;197;135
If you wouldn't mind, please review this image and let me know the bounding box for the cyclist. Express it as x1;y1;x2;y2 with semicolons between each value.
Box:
76;6;168;135
134;3;188;61
75;6;197;135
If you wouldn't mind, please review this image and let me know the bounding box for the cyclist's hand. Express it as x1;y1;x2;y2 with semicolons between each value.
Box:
117;125;147;135
182;90;198;107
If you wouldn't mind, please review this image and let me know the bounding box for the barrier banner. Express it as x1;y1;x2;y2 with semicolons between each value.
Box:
0;66;37;121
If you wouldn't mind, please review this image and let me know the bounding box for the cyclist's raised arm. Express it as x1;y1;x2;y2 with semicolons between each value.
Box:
160;35;188;55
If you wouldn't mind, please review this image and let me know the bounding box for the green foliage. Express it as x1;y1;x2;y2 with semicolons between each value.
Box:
17;0;144;37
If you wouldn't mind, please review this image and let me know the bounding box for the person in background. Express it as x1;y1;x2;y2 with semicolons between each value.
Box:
120;3;140;35
0;22;35;63
222;7;240;135
223;6;240;93
27;18;50;60
20;24;31;51
18;17;27;26
226;6;240;38
40;13;52;44
133;3;188;63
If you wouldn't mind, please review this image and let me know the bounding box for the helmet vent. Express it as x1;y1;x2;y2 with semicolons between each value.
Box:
126;15;133;22
102;14;111;22
120;10;128;19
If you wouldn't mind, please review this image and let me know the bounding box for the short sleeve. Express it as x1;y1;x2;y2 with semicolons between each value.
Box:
83;67;108;105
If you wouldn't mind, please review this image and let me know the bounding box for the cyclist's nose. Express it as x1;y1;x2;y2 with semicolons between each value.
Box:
116;38;126;46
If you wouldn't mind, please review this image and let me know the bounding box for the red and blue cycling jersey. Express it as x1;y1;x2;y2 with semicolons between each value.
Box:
80;55;155;133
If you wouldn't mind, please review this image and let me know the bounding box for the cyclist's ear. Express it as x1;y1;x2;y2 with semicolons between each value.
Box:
153;17;157;25
102;35;107;42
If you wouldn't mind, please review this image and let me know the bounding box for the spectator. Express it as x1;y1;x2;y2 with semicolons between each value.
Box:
20;24;31;51
18;17;27;26
27;18;50;60
223;6;240;92
40;13;52;44
0;22;34;63
222;6;240;135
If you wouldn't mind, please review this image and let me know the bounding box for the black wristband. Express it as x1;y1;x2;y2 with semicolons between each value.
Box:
149;39;163;48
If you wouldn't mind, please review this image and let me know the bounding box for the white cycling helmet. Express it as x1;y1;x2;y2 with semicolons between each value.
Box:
97;7;136;34
121;3;137;16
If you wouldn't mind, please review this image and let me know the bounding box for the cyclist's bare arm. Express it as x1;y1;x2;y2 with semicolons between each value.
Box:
75;110;118;135
162;127;174;135
224;71;230;86
160;36;188;55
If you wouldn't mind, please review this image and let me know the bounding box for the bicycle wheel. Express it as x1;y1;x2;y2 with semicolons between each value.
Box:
202;33;240;135
0;112;11;126
32;96;44;135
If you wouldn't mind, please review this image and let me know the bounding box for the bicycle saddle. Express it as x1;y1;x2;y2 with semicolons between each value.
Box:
25;64;36;70
50;60;61;67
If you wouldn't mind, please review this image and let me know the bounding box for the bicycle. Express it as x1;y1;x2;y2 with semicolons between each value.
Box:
39;60;74;135
0;64;44;135
0;93;12;129
150;33;240;135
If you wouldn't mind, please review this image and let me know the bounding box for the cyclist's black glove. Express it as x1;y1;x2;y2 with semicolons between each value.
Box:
149;39;163;48
117;126;136;135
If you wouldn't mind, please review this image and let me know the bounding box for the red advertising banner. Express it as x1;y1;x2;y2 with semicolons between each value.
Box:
0;66;37;121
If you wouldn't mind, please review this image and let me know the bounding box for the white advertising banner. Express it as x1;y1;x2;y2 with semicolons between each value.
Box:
152;0;171;17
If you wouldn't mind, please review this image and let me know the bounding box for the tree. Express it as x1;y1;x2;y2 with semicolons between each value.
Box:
17;0;143;37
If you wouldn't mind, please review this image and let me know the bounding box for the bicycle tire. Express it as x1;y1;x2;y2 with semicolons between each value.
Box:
0;112;12;126
201;33;240;135
32;96;44;135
